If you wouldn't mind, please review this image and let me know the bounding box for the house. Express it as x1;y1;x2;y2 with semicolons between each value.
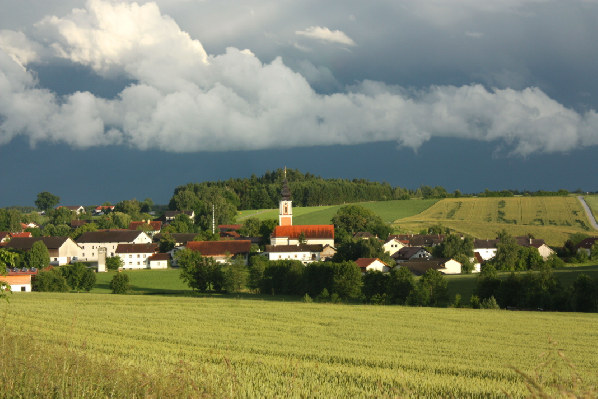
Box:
116;243;159;269
271;225;335;247
354;232;376;240
129;221;162;237
401;258;463;275
219;224;242;233
57;205;85;215
148;253;171;269
392;247;431;263
9;232;32;239
473;239;499;261
76;230;152;262
4;237;81;266
186;240;252;264
391;234;446;247
577;237;598;257
153;233;198;246
160;210;195;222
320;244;337;261
383;238;405;256
515;237;555;260
93;205;115;215
265;244;325;264
0;270;37;292
20;222;39;230
356;258;391;273
0;232;10;243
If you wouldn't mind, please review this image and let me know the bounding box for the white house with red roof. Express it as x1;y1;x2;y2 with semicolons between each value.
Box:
355;258;391;273
116;243;159;269
383;237;405;256
0;270;37;292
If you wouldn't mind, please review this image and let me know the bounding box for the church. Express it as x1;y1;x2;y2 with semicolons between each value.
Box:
266;171;336;263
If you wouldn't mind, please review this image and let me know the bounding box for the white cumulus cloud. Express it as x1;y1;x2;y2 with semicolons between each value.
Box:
295;26;356;46
0;0;597;156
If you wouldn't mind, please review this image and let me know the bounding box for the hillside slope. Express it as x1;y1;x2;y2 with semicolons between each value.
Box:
396;197;597;246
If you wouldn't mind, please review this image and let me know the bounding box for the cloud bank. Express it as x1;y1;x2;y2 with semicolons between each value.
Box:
0;0;597;155
295;26;356;46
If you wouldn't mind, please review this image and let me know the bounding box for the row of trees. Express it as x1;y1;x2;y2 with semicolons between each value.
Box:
32;263;96;293
475;266;598;312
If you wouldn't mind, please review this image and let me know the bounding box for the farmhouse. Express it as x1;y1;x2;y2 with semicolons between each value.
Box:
265;244;326;264
116;243;159;269
392;247;431;263
57;205;85;215
515;237;555;260
391;234;446;247
0;270;37;292
4;236;80;266
401;258;463;275
473;239;499;261
383;237;405;256
186;240;252;264
76;230;152;262
148;253;171;269
576;237;598;257
355;258;391;273
129;221;162;237
160;210;195;222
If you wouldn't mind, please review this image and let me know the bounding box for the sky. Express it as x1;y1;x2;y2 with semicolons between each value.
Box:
1;0;597;207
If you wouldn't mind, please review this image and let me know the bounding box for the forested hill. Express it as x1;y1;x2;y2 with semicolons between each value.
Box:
170;168;417;211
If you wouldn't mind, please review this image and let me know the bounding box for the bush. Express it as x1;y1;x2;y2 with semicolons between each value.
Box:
106;256;123;271
302;293;313;303
481;296;500;309
110;273;130;294
470;295;481;309
32;269;69;292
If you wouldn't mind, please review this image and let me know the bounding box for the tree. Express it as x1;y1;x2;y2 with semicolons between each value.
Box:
60;263;96;292
222;257;249;293
332;205;392;244
48;207;74;225
110;273;130;294
106;256;124;271
591;243;598;260
386;266;415;304
0;209;22;232
35;191;60;212
409;269;448;306
333;238;393;264
43;223;72;237
24;241;49;270
176;249;223;292
239;217;261;237
489;230;520;271
331;261;362;299
362;271;388;302
571;274;598;312
247;255;268;292
158;233;176;253
70;223;98;240
433;234;473;259
32;269;69;292
140;198;154;213
0;248;19;273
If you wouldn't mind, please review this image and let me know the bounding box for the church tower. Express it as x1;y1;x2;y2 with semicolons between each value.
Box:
279;168;293;226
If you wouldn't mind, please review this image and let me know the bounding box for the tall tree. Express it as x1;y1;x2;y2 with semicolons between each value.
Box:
24;241;49;270
35;191;60;212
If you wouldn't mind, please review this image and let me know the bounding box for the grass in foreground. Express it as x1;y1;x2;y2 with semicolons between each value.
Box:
2;294;597;398
396;197;597;246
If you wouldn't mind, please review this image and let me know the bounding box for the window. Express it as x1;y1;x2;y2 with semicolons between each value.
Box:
82;253;85;257
129;254;132;258
21;287;26;292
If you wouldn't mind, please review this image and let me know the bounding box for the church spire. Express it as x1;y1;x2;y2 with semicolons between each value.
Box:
279;167;292;226
281;167;291;201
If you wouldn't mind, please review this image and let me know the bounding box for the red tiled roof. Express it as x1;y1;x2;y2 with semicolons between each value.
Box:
271;225;334;239
129;221;162;231
95;205;115;211
218;224;242;231
186;240;251;256
0;275;32;285
355;258;387;269
265;244;324;253
10;232;32;238
115;243;158;254
148;253;171;261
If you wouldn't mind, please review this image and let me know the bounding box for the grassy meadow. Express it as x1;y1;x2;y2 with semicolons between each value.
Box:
236;199;438;225
2;294;597;398
395;196;596;246
583;195;598;221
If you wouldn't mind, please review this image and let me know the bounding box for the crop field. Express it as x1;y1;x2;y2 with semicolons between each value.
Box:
396;197;597;246
583;195;598;221
92;269;188;294
1;294;597;398
237;199;438;225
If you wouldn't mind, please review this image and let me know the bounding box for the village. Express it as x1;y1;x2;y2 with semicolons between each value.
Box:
1;175;592;295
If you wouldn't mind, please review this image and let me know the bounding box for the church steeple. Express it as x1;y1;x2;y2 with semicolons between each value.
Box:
279;167;293;226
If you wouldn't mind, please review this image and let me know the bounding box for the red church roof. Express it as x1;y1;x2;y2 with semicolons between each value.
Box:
186;240;252;256
271;225;334;239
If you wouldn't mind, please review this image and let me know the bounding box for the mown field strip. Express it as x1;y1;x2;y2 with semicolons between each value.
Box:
3;294;597;397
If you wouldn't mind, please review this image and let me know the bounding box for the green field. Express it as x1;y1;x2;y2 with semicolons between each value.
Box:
396;197;597;246
237;199;438;225
2;294;597;398
92;269;188;294
583;195;598;221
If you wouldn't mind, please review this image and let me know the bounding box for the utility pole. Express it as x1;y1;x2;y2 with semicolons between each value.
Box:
212;203;215;235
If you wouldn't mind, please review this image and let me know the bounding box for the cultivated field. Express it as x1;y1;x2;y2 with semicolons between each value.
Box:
2;294;597;398
395;197;597;246
237;199;438;224
583;195;598;221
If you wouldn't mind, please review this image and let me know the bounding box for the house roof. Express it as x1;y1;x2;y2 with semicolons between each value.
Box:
401;259;455;275
355;258;388;269
10;232;32;238
474;252;484;263
221;231;241;239
4;236;72;251
57;205;84;211
218;224;242;232
70;220;91;228
186;240;252;256
115;243;158;254
265;244;324;253
473;239;499;249
271;225;334;239
77;230;149;244
393;247;429;260
390;234;446;247
129;221;162;231
148;253;171;261
0;275;32;285
95;205;115;211
153;233;198;244
515;237;548;248
354;232;375;239
577;237;598;249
